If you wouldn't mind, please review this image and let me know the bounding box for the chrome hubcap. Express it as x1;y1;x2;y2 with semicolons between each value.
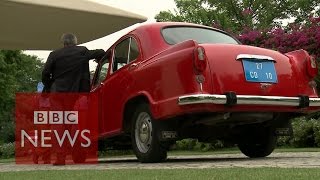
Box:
139;122;150;143
135;112;152;153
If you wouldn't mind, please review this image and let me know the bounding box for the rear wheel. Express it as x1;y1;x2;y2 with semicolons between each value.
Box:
131;103;167;163
238;128;276;158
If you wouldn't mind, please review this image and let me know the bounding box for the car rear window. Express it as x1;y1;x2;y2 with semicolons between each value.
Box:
162;26;239;45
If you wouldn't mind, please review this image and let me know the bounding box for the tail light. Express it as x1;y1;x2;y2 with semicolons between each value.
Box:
306;55;318;79
193;46;207;73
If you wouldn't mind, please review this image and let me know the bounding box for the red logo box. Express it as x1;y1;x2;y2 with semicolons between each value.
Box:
15;93;99;164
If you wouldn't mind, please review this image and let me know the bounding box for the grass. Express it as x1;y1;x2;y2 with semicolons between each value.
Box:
0;158;14;163
1;168;320;180
274;147;320;152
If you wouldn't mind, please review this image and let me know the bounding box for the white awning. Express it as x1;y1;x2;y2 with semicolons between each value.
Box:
0;0;147;50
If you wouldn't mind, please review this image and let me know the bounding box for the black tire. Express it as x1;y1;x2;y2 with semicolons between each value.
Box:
131;103;167;163
238;128;277;158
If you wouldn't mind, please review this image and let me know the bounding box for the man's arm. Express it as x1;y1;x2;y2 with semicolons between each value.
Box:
85;49;106;60
41;52;54;91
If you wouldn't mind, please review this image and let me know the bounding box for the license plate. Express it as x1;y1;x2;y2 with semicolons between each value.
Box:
242;59;278;83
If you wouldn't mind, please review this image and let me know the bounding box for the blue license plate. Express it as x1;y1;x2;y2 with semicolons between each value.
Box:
242;59;278;83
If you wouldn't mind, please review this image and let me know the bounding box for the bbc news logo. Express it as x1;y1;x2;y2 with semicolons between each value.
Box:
34;111;78;124
21;111;91;148
16;93;99;164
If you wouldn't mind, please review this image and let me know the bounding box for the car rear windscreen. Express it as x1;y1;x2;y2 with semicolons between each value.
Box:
162;26;239;45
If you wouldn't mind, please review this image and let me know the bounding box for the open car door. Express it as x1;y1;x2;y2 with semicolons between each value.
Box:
91;36;141;137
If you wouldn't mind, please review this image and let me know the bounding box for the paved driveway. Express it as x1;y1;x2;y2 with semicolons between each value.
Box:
1;152;320;172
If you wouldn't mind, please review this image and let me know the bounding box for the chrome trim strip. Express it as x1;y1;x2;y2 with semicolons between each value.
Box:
236;54;275;61
236;95;299;106
178;94;227;105
309;98;320;106
178;94;320;107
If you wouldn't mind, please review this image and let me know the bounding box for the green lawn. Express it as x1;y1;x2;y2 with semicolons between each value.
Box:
274;147;320;152
0;158;14;163
1;168;320;180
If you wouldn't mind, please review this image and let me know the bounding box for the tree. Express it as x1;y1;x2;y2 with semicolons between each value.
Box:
236;17;320;93
155;0;320;33
0;50;43;143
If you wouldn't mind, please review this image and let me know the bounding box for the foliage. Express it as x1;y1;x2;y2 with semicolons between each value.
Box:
174;139;232;151
236;17;320;93
0;122;14;145
276;136;291;147
237;17;320;58
0;142;14;159
175;138;197;150
273;117;320;148
0;50;43;143
155;0;320;33
290;117;320;147
314;121;320;147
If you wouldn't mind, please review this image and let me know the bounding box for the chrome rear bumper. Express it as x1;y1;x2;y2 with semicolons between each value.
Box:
178;94;320;107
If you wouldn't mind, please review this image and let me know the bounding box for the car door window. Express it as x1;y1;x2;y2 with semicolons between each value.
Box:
113;38;130;72
93;59;109;87
129;38;139;62
112;37;140;72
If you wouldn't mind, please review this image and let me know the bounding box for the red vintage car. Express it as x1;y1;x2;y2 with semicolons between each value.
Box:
91;22;320;163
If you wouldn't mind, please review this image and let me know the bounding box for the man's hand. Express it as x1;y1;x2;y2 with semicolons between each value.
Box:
87;49;105;61
94;49;110;63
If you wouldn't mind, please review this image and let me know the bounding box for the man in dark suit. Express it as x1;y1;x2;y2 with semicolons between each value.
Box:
42;33;105;93
41;33;105;165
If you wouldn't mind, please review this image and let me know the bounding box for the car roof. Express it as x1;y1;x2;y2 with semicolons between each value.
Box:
131;21;219;32
121;22;234;60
